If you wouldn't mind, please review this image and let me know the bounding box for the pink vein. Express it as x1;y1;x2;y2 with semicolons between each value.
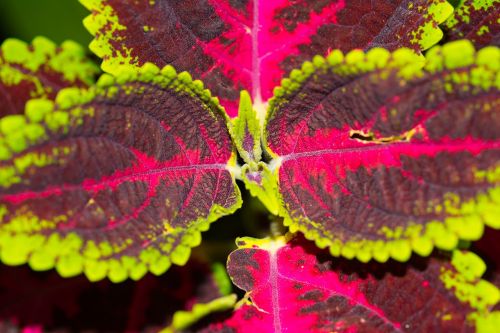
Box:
269;248;282;333
252;0;261;102
280;141;500;162
2;163;227;204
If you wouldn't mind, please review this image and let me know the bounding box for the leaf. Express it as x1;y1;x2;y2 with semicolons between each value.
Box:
232;91;262;165
0;258;230;332
197;235;499;332
264;40;500;262
0;63;241;282
0;37;99;117
80;0;452;117
442;0;500;48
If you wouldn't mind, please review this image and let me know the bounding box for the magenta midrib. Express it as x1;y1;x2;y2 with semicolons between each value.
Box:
280;141;500;162
2;163;227;204
269;249;282;333
251;0;261;102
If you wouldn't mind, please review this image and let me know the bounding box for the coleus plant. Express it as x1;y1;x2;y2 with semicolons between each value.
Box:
0;0;499;332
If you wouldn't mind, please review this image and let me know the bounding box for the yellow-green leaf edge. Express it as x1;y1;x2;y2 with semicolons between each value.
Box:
409;0;454;50
160;294;238;333
442;251;500;332
80;0;144;75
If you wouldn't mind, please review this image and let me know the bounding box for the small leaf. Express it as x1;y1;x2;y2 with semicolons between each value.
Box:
264;41;500;262
0;63;241;281
80;0;452;117
0;37;99;117
442;0;500;48
241;162;281;216
232;90;262;164
198;235;499;332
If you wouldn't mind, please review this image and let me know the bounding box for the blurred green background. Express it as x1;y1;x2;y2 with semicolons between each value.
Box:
0;0;91;46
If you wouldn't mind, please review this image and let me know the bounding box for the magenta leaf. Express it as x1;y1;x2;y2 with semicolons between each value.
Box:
80;0;452;117
0;63;241;281
0;258;229;332
197;235;499;332
442;0;500;48
264;41;500;262
0;37;98;117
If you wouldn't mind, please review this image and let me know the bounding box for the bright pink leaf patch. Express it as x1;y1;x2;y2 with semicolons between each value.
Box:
197;235;492;332
81;0;451;116
264;42;500;261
